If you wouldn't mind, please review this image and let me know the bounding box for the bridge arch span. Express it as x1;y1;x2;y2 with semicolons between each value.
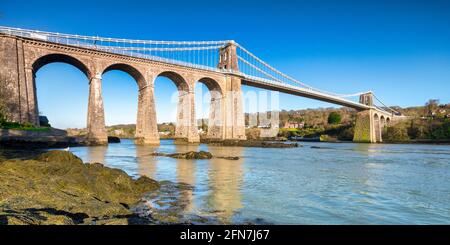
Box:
30;53;92;129
197;77;223;95
154;70;198;143
196;77;224;139
380;115;386;125
101;63;146;89
380;115;387;138
155;71;190;92
32;53;92;79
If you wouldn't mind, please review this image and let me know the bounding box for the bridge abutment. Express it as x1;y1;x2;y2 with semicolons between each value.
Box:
353;110;374;143
353;108;392;143
0;36;39;125
354;93;379;143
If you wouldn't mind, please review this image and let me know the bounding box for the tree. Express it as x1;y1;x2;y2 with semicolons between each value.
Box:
431;119;450;139
327;112;342;125
383;125;410;142
426;99;439;117
407;120;421;139
337;126;355;141
444;120;450;139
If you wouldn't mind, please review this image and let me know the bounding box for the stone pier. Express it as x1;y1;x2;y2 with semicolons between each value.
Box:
175;89;200;144
135;82;159;145
86;73;108;144
206;89;224;139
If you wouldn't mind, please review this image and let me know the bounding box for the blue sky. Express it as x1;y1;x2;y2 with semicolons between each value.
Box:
1;0;449;128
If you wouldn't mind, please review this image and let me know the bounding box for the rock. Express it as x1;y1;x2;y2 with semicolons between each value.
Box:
36;150;83;164
217;156;240;160
0;150;160;225
39;116;50;127
107;136;121;143
177;151;212;159
150;151;213;159
134;176;161;193
150;151;240;161
310;146;333;149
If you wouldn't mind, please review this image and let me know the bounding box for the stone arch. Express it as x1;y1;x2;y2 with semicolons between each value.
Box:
198;77;223;95
196;77;224;139
386;117;391;126
155;71;190;92
380;115;386;127
100;63;145;135
30;53;92;128
154;71;196;142
32;53;91;78
374;113;381;143
102;63;146;89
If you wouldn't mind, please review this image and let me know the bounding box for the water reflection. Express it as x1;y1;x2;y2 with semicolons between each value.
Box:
205;147;244;223
135;145;159;179
85;145;107;164
174;145;199;213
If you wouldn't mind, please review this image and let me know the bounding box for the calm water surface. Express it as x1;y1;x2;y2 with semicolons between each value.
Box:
68;139;450;224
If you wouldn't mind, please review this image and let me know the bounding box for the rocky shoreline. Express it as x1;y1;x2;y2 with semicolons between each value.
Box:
0;150;162;225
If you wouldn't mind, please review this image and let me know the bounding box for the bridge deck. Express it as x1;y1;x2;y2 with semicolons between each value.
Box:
241;77;372;110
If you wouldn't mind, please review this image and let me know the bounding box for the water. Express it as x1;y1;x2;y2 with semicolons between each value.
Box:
67;139;450;224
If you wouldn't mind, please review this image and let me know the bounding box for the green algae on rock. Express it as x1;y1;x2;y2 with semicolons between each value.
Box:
150;151;241;161
150;151;213;159
0;150;159;225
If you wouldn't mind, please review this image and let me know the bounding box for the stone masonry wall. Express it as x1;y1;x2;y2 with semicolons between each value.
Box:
353;110;372;143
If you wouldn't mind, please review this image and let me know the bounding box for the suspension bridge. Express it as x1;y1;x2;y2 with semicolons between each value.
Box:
0;26;399;144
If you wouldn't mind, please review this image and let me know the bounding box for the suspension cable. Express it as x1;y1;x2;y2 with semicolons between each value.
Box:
373;94;400;114
236;43;368;99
